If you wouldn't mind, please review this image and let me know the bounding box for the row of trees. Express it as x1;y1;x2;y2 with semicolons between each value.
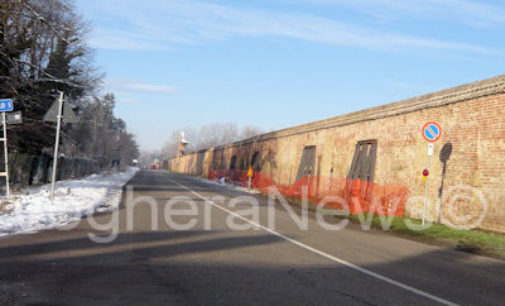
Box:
0;0;138;166
68;93;139;166
160;123;264;160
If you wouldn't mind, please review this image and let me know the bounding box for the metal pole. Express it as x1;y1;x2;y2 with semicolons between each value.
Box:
422;150;432;225
2;112;9;198
50;92;64;201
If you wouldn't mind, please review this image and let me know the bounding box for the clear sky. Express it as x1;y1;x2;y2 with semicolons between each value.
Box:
74;0;505;151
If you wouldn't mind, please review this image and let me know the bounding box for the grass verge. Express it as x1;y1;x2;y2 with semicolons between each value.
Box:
347;214;505;260
164;173;505;260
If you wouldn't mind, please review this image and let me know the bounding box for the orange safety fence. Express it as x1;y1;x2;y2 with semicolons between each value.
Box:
208;169;407;216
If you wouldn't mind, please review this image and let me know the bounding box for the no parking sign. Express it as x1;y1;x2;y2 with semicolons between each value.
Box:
421;121;442;226
422;121;442;143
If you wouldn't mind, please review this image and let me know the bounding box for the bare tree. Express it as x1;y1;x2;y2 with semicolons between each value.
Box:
1;0;102;154
161;123;264;159
160;130;180;160
240;125;264;140
198;122;238;150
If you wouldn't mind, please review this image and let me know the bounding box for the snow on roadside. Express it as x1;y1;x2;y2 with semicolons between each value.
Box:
0;167;138;237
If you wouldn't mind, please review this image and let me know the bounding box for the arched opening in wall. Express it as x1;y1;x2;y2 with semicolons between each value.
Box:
296;145;316;182
250;151;261;171
347;139;377;202
229;155;237;170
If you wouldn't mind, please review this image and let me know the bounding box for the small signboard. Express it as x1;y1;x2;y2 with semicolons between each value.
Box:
422;121;442;143
427;143;434;156
7;111;22;125
0;99;14;112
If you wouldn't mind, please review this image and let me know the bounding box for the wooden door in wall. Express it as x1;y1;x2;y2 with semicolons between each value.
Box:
346;140;377;211
296;145;316;182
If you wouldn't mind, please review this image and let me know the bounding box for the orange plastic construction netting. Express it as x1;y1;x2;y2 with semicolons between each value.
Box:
208;169;407;216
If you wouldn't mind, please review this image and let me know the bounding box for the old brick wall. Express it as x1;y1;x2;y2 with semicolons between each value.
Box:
168;75;505;232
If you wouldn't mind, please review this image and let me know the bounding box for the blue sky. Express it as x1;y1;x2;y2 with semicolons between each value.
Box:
74;0;505;151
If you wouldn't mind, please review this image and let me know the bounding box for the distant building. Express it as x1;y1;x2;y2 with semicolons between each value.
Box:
176;131;189;157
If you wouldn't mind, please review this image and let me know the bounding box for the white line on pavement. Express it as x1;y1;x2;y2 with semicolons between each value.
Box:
169;177;459;306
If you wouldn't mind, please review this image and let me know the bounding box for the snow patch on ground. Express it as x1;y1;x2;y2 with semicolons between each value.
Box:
0;167;138;237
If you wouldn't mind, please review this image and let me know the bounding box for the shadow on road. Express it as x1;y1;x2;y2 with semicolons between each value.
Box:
1;170;504;305
0;229;504;306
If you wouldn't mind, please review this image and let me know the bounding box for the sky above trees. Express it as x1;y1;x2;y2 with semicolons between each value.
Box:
0;0;138;165
75;0;505;151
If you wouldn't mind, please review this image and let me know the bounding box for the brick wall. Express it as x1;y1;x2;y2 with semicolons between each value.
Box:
168;75;505;233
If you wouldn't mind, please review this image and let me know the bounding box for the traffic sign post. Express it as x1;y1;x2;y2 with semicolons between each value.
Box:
247;165;254;189
49;92;64;201
44;92;79;201
1;112;9;199
0;98;14;199
421;122;442;225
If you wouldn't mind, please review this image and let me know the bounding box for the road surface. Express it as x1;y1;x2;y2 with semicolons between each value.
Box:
0;170;504;305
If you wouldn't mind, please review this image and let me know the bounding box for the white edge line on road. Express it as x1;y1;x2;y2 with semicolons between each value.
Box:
169;178;459;306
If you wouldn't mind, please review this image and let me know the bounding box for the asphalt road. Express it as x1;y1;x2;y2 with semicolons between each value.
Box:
0;170;504;306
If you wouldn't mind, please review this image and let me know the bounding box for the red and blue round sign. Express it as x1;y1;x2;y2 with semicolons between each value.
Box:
422;121;442;143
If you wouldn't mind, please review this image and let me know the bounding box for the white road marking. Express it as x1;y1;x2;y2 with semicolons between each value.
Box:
169;177;459;306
